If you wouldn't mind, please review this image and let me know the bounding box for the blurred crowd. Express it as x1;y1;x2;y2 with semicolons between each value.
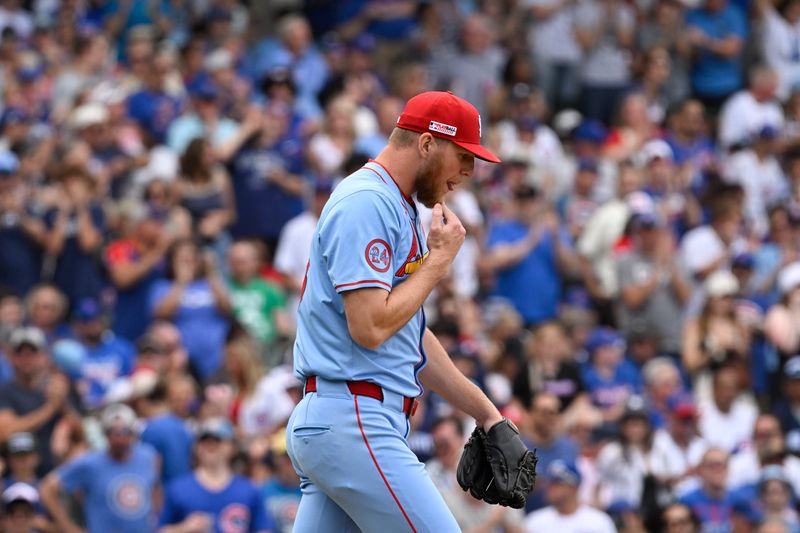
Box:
1;0;800;532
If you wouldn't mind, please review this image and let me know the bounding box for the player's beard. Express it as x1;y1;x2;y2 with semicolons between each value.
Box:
414;149;445;208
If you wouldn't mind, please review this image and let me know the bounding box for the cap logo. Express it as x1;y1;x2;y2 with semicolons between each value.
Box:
429;120;457;137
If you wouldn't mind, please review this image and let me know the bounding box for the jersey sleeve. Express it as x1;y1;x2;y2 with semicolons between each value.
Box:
318;190;402;293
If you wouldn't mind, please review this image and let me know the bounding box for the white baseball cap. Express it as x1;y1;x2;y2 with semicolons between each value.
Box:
704;270;739;298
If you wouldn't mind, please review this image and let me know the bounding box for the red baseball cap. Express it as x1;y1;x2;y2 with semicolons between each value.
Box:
396;91;501;163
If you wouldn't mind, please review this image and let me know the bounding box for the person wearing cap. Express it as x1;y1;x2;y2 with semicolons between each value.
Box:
41;403;159;533
287;91;522;531
3;432;41;489
617;210;690;357
106;200;175;342
159;417;274;533
650;394;709;494
580;327;643;422
682;269;750;388
166;78;239;155
723;122;788;239
2;482;43;533
557;156;600;240
41;401;150;523
751;465;800;531
774;356;800;456
0;327;73;476
260;428;301;533
0;149;48;296
525;459;617;532
70;297;136;410
486;183;571;326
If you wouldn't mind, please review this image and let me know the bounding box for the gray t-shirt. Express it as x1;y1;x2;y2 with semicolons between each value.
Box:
574;0;635;85
616;250;687;353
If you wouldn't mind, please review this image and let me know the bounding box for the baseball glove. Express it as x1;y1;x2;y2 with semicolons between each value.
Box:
456;418;537;509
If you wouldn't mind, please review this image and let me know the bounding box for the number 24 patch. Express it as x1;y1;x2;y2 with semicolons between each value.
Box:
365;239;391;272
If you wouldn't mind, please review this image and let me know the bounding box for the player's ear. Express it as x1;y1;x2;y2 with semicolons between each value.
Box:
418;132;436;158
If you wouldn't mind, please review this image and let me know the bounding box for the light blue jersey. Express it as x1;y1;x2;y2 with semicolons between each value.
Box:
293;161;429;398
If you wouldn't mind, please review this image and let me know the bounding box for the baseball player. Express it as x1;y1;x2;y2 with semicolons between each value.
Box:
286;91;535;532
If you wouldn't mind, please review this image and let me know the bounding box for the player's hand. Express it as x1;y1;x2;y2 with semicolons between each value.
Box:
427;202;465;268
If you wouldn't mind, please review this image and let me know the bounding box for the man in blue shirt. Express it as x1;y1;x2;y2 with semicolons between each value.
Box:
679;447;737;533
685;0;748;110
486;184;570;326
139;378;194;484
523;392;579;513
41;404;160;533
71;298;136;409
159;418;274;533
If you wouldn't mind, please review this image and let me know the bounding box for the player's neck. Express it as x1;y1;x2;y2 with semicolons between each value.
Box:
196;464;233;489
374;147;416;199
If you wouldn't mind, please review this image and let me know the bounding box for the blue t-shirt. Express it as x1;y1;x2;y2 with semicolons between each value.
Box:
160;474;275;533
260;479;301;533
0;210;43;296
148;278;229;380
127;89;182;144
228;137;306;241
523;435;579;512
140;413;194;483
486;222;562;325
685;4;748;97
293;161;430;398
57;444;158;533
581;359;643;412
78;335;135;409
680;487;737;533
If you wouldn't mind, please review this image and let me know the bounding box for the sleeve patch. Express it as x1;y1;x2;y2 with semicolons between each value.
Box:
365;239;392;273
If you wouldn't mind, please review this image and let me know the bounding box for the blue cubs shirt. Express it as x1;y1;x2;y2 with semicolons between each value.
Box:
679;487;736;533
160;474;274;533
293;160;429;398
56;443;158;533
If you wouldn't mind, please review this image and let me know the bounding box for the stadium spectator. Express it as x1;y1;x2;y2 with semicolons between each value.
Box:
524;459;616;532
139;379;194;485
149;238;232;382
158;417;274;533
679;447;739;532
521;392;579;511
0;327;74;475
40;403;159;533
486;184;569;327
